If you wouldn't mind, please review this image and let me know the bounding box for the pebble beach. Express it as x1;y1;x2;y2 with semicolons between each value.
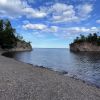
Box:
0;51;100;100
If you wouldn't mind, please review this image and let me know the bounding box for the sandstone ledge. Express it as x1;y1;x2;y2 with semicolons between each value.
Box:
70;42;100;52
4;41;32;52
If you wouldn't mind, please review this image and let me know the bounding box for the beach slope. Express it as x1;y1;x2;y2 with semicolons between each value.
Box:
0;52;100;100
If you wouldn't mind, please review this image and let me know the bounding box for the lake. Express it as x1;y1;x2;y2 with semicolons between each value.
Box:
3;48;100;87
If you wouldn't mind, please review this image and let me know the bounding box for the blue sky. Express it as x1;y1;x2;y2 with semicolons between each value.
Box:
0;0;100;48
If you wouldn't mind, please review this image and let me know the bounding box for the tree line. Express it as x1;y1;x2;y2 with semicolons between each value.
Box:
0;19;30;49
72;33;100;46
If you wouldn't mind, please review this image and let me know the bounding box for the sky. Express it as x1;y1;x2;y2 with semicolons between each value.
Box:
0;0;100;48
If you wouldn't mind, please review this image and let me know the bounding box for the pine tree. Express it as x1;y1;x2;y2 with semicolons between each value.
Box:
0;19;17;49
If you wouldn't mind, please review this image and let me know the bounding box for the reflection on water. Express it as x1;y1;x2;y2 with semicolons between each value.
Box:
3;49;100;87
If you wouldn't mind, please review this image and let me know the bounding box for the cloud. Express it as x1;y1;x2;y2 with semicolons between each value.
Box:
96;20;100;24
23;20;30;24
0;0;46;18
22;22;100;38
64;27;99;34
51;26;100;39
0;1;93;23
50;3;78;22
22;20;58;32
50;26;58;32
22;22;60;33
46;3;93;23
77;4;93;20
23;23;47;30
23;7;46;18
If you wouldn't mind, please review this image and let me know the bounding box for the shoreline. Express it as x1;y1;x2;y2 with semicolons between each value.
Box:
0;50;100;99
2;50;100;89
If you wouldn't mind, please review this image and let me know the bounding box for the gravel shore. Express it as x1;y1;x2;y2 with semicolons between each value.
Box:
0;52;100;100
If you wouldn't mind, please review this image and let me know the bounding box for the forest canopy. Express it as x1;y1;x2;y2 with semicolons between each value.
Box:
71;33;100;46
70;33;100;46
0;19;27;49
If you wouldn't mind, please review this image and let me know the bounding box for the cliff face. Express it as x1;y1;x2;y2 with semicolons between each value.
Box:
70;42;100;52
10;41;32;52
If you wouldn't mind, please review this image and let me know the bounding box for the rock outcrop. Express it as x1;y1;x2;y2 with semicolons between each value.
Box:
10;41;32;52
70;42;100;52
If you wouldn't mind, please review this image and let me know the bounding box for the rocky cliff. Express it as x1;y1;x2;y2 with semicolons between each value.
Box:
70;42;100;52
10;41;32;52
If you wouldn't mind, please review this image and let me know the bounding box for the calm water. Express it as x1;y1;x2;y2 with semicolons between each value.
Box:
4;48;100;87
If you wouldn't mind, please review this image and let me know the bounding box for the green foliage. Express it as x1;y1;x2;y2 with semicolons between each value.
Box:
0;19;30;49
72;33;100;46
0;19;17;49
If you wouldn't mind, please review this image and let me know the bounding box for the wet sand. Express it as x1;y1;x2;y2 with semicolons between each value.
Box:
0;51;100;100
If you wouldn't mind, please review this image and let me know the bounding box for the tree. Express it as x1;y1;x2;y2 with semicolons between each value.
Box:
71;32;100;46
0;19;17;49
0;19;4;46
0;19;3;31
92;33;97;41
87;33;92;42
0;19;32;49
74;36;79;43
80;34;86;42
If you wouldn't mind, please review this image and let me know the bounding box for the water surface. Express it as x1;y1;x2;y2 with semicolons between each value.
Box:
4;48;100;87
